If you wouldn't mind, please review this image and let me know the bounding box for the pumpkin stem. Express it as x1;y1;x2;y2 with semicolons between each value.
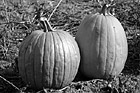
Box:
40;17;53;32
100;4;108;16
100;0;116;16
100;4;115;16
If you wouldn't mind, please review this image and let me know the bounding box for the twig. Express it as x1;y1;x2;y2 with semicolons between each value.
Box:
0;21;27;25
0;75;21;92
48;0;63;21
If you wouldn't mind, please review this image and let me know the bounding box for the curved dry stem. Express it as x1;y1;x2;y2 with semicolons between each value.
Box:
40;17;53;32
48;0;63;21
0;75;21;92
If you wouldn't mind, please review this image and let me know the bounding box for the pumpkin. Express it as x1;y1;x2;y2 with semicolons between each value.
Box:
18;17;80;90
75;4;128;79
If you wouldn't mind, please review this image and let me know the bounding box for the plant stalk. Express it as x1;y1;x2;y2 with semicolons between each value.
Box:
40;17;53;32
0;76;21;92
100;4;108;16
48;0;63;21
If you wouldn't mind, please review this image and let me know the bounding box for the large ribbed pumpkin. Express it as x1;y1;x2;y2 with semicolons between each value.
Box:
18;17;80;90
75;4;128;79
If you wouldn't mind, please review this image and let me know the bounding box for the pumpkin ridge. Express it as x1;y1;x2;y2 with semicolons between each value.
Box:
84;14;99;76
51;32;59;88
66;34;80;82
43;32;54;87
56;32;66;88
21;33;41;85
59;32;74;88
104;16;115;78
28;34;43;88
55;32;66;88
89;14;99;71
36;33;46;88
57;31;80;87
103;16;108;78
61;32;74;86
109;17;117;76
64;34;74;86
24;35;39;87
97;15;105;78
42;33;45;87
23;33;42;88
77;14;98;77
49;33;55;88
33;33;45;88
102;16;108;77
42;33;47;87
87;15;99;33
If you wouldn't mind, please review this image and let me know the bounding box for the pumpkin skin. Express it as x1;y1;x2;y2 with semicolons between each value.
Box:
18;18;80;90
75;5;128;79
